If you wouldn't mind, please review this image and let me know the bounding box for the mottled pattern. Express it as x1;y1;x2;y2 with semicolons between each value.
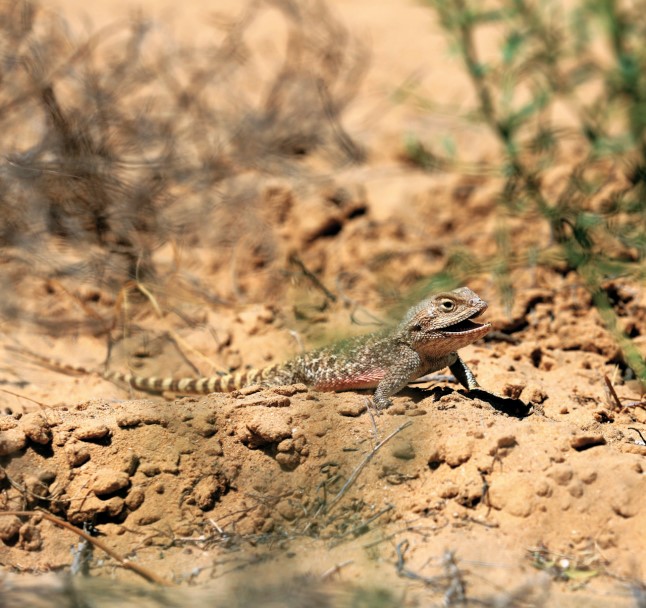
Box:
25;287;491;410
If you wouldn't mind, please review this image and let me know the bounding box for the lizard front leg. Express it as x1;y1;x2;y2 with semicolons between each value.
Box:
372;347;424;410
449;354;480;391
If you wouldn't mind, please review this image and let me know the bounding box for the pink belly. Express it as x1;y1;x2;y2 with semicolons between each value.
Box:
313;369;387;391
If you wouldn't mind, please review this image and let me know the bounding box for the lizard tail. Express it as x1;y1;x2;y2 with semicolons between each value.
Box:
7;345;95;376
102;368;269;394
8;345;279;394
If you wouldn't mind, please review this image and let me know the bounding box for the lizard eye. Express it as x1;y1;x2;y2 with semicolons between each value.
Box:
439;299;455;312
411;323;422;332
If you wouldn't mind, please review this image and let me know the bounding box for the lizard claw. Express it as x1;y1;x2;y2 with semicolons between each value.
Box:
372;396;392;411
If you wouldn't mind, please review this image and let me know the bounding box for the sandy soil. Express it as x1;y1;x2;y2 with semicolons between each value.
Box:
1;1;646;606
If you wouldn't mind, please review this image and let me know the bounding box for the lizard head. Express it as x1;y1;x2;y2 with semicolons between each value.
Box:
400;287;491;356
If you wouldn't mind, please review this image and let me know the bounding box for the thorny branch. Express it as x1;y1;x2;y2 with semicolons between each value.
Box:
0;0;366;333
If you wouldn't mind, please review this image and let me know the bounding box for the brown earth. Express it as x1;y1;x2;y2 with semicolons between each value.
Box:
1;1;646;607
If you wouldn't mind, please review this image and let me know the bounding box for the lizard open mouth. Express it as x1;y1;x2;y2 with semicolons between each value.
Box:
442;310;490;334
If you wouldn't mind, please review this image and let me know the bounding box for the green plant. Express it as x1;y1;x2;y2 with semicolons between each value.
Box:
421;0;646;383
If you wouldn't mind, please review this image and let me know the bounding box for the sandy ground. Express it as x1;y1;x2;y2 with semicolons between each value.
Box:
1;1;646;606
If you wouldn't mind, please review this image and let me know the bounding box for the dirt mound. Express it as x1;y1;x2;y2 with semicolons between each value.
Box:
2;339;645;604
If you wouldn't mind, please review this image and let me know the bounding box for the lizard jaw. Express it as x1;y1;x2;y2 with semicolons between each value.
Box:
440;309;491;337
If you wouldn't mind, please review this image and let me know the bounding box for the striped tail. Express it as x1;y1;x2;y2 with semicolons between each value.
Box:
102;368;271;394
9;345;279;395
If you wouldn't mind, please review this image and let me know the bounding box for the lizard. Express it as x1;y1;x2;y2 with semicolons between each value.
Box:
15;287;491;410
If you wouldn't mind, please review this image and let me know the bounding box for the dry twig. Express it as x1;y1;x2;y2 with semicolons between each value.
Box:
603;374;623;411
324;420;413;513
0;510;173;586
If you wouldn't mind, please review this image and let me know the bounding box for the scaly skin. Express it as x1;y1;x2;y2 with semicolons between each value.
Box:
19;287;492;409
